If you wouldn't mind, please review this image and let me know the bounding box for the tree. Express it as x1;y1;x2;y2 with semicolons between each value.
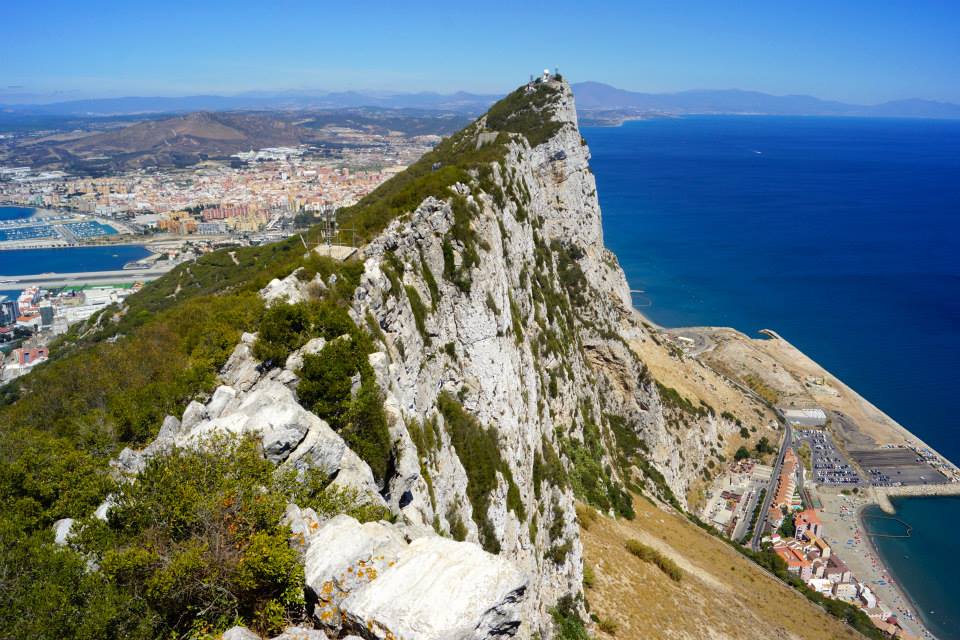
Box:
734;446;751;461
755;437;776;455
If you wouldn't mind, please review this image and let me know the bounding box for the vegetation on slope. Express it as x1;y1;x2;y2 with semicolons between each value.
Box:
437;393;524;553
582;495;875;640
0;80;575;639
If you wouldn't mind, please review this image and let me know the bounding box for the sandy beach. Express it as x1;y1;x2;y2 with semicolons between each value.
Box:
816;489;936;639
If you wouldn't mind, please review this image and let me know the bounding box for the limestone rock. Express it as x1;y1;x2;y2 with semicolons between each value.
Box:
302;515;407;631
181;400;206;431
340;536;527;640
221;340;262;392
301;515;526;639
53;518;74;545
260;268;307;306
206;385;237;419
269;627;327;640
285;337;327;373
222;626;260;640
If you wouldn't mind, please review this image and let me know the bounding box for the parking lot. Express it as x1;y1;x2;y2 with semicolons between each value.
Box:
849;448;949;486
794;429;864;487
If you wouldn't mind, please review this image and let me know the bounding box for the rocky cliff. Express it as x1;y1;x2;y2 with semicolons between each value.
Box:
41;79;756;640
345;78;749;629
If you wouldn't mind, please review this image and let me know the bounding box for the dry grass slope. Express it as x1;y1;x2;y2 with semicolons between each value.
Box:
581;496;866;640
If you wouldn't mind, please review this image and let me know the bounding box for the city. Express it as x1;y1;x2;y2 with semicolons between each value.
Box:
0;130;435;380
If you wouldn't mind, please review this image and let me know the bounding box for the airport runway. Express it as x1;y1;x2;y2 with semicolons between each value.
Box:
0;265;174;288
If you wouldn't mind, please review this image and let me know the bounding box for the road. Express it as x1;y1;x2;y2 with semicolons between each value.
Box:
0;265;174;288
750;418;793;551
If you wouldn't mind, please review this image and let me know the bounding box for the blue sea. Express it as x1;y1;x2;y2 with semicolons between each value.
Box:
583;116;960;638
863;497;960;638
0;206;38;221
0;207;149;301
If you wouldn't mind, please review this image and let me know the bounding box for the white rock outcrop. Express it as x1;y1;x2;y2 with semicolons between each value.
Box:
299;515;526;640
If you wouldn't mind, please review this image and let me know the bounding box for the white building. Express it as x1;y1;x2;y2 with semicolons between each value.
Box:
783;408;827;427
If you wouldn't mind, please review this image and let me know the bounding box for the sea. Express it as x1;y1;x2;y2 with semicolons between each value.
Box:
0;206;150;301
582;116;960;638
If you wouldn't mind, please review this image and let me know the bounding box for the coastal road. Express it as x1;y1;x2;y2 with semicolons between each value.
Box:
751;419;793;551
0;265;174;289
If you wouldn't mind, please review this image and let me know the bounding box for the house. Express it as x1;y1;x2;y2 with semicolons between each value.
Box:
12;346;48;366
833;581;857;599
824;554;852;584
808;577;834;595
795;509;823;540
809;534;831;559
772;541;813;580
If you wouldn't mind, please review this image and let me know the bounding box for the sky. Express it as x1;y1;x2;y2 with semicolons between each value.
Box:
2;0;958;104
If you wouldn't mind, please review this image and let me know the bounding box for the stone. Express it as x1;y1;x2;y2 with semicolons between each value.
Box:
206;385;237;419
221;341;262;392
260;269;307;306
113;446;145;476
94;496;115;521
269;627;327;640
262;423;309;464
302;515;407;630
222;626;261;640
156;414;182;440
181;400;206;430
340;536;527;640
282;503;323;552
52;518;74;545
285;337;327;372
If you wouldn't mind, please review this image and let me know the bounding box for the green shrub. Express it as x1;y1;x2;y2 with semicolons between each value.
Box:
405;285;431;343
254;302;314;365
438;393;524;553
78;437;305;638
624;539;682;582
582;562;596;588
598;616;619;635
550;595;590;640
560;410;634;519
418;251;440;309
297;330;392;484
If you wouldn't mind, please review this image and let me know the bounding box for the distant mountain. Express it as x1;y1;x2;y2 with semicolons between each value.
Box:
6;83;957;122
0;90;501;116
571;82;960;120
3;108;472;173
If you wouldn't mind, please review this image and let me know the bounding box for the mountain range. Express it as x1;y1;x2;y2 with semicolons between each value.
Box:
3;82;959;120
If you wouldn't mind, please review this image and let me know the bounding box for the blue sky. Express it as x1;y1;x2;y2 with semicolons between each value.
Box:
3;0;958;103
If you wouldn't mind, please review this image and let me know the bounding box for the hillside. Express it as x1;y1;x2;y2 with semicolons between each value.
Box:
3;108;471;172
582;497;860;640
0;78;876;640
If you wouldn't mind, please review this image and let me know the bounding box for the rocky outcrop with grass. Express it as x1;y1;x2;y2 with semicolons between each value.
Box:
16;77;742;640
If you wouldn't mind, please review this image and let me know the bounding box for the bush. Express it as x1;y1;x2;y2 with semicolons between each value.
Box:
575;503;598;531
438;393;524;553
78;437;305;638
297;330;393;484
582;562;596;589
405;285;431;343
560;409;634;519
755;436;777;455
598;616;619;635
624;539;683;581
550;595;590;640
253;302;313;365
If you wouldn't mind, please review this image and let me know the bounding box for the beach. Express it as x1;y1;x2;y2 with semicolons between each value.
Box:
816;489;934;639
